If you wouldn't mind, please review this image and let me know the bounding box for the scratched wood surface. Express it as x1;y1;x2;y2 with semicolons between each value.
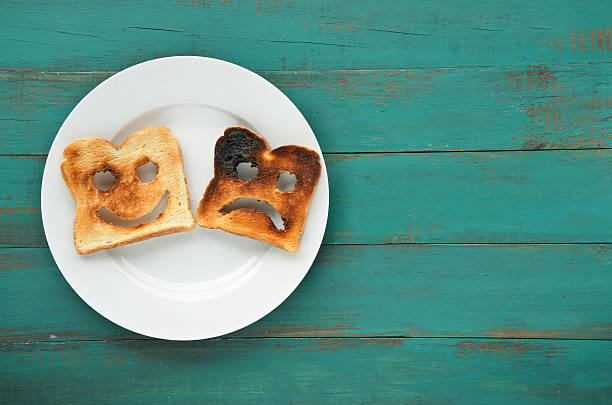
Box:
1;0;611;71
2;339;612;404
2;245;611;342
2;151;611;247
1;66;611;155
1;0;611;403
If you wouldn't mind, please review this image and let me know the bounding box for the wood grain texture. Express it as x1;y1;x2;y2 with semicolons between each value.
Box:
1;65;611;155
1;245;611;342
2;150;610;247
0;0;610;71
2;1;612;402
2;338;611;404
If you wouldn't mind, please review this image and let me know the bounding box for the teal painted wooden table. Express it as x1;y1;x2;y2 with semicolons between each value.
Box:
1;1;611;403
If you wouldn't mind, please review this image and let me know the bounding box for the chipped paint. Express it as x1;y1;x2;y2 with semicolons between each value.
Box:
268;69;438;106
0;330;101;344
330;154;388;160
241;322;353;337
177;0;211;7
305;338;403;352
0;207;40;214
383;229;423;243
493;65;610;149
358;338;403;349
454;340;560;359
499;66;556;91
331;230;352;237
547;27;610;53
397;288;435;296
12;155;46;162
479;323;612;339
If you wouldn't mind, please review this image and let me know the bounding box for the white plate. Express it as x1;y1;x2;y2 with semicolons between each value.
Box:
41;56;329;340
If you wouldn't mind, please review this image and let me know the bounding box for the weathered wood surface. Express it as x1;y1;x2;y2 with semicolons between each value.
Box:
1;66;610;155
2;0;612;403
1;0;610;71
1;150;610;247
2;338;611;404
1;245;610;343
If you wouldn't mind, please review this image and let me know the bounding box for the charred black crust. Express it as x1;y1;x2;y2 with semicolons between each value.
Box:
214;127;268;177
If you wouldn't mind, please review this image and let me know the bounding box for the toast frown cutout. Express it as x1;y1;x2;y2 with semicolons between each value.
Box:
196;127;321;253
61;126;195;254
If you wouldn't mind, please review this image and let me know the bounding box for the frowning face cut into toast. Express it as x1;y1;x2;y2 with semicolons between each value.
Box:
196;127;322;253
61;127;195;254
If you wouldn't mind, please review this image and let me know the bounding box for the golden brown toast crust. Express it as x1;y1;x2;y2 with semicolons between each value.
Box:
196;127;321;253
61;126;195;254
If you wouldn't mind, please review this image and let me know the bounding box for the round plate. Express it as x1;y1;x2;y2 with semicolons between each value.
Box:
41;56;329;340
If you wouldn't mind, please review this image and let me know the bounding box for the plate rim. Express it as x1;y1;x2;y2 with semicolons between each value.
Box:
41;55;329;340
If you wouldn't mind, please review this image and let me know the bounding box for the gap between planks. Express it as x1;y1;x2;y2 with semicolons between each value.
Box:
3;335;612;347
3;242;612;249
1;61;611;76
3;146;612;159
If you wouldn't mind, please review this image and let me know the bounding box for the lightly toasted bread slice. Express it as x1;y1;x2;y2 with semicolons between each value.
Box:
61;126;195;254
196;127;321;253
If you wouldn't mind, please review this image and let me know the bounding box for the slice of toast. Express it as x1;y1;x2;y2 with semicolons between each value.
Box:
196;127;321;253
61;126;195;254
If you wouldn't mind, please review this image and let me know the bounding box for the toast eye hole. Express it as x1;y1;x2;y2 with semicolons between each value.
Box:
276;172;296;192
236;162;258;181
136;161;158;183
93;170;117;191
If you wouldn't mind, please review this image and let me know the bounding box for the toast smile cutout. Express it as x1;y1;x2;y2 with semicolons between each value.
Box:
97;191;169;228
220;198;285;231
196;127;321;253
61;127;194;254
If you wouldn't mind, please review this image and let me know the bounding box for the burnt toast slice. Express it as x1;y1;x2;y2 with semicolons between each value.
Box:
61;126;195;254
196;127;321;253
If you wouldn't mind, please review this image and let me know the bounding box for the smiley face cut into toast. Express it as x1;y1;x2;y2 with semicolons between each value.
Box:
196;127;321;253
61;126;195;254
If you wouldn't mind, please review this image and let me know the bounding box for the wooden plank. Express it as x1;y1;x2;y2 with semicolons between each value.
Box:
1;65;611;155
1;150;610;247
0;1;610;71
323;150;612;244
1;245;610;342
2;338;611;404
0;156;44;247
